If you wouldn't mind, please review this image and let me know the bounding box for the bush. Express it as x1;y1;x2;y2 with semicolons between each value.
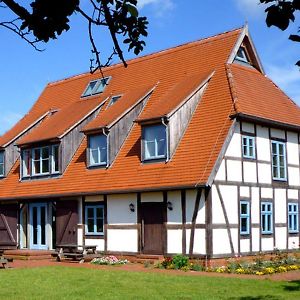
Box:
172;255;189;270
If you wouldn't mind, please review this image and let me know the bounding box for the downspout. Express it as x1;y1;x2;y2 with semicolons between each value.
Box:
161;117;169;162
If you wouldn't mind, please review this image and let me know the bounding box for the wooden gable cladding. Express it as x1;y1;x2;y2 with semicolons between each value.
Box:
0;203;18;249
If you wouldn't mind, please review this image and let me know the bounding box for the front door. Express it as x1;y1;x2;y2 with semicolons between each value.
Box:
141;202;165;254
29;203;48;250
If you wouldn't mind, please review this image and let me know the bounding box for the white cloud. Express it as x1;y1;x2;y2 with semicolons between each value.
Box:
233;0;265;18
266;64;300;104
0;112;23;135
137;0;174;17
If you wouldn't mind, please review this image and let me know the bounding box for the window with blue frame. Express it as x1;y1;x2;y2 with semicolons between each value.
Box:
261;202;273;234
288;203;299;233
240;201;250;235
0;151;4;176
89;135;107;166
143;124;167;161
85;204;104;235
271;141;287;180
242;136;255;159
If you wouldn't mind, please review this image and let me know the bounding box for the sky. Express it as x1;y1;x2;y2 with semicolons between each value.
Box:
0;0;299;135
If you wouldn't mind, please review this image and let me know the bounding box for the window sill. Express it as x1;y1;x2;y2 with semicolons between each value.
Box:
21;173;61;181
240;233;250;239
261;232;273;237
88;163;107;170
143;157;167;164
85;234;104;239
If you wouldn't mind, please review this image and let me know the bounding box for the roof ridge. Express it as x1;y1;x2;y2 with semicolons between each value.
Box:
47;27;243;88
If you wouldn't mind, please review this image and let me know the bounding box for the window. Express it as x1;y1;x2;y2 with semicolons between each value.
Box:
240;201;250;235
89;135;107;166
143;124;167;161
82;77;110;97
236;47;249;63
21;145;59;178
85;204;104;235
0;151;4;176
261;202;273;234
242;136;255;159
271;141;287;181
108;95;122;107
288;203;299;233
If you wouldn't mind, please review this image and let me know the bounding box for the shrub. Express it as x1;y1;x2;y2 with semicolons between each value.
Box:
190;263;204;272
91;256;128;265
172;254;189;270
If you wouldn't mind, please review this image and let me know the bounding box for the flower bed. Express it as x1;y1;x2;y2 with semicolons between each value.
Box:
91;256;128;266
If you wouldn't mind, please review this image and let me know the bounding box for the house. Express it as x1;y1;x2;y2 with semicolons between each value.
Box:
0;25;299;259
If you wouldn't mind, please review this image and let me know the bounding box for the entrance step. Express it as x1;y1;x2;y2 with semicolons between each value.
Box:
3;250;55;261
134;254;164;264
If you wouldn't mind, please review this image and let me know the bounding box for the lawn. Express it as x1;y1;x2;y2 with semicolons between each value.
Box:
0;267;299;300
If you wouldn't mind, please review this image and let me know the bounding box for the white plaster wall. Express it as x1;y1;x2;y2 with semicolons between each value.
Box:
257;163;272;184
78;228;83;246
275;227;287;250
243;161;257;183
213;229;231;255
261;238;274;251
193;229;206;255
240;239;250;253
186;190;196;224
252;228;260;252
288;189;298;199
226;160;242;182
219;185;238;224
212;185;226;224
287;132;299;166
107;194;137;225
274;189;286;223
85;238;105;251
167;191;182;224
196;192;206;224
225;129;241;158
167;229;182;254
256;126;271;161
241;122;255;134
240;186;250;198
215;160;226;181
288;167;300;186
261;188;273;199
141;192;163;202
288;236;299;249
107;229;138;252
85;195;104;202
231;228;239;254
185;229;191;254
270;128;285;140
251;187;260;224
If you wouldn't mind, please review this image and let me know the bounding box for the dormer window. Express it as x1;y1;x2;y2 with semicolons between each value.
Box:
0;151;4;177
22;145;59;178
142;124;167;161
88;135;108;167
108;95;122;107
236;47;249;64
82;77;110;98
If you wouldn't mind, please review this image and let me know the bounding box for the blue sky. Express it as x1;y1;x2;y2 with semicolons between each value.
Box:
0;0;299;135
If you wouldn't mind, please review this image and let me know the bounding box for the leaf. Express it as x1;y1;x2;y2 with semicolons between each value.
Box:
296;60;300;67
127;4;138;18
289;34;300;42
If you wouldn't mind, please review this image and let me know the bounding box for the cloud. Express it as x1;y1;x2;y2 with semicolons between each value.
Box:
266;64;300;104
0;112;23;135
233;0;265;18
137;0;174;17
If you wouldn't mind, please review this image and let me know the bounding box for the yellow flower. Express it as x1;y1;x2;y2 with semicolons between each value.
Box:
256;271;264;276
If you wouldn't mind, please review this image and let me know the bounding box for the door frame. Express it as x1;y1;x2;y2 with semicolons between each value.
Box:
29;202;48;250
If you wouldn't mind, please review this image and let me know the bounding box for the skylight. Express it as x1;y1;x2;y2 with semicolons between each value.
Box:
108;95;122;107
82;77;110;97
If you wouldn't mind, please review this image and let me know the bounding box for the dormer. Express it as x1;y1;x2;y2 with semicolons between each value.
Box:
83;85;156;168
136;71;213;162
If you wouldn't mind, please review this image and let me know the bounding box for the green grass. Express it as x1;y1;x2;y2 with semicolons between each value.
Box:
0;267;299;299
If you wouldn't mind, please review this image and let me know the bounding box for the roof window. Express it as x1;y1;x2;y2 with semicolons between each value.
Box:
108;95;122;107
82;77;110;98
236;47;249;63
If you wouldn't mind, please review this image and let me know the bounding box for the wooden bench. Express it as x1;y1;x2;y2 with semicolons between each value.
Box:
55;244;97;263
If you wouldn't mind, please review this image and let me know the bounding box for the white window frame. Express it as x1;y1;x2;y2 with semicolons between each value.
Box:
32;146;50;176
271;140;287;181
242;135;255;159
85;204;104;235
51;145;60;174
288;203;299;233
88;135;108;167
236;47;249;63
0;151;4;177
81;77;110;97
240;201;250;235
108;95;122;107
261;202;273;234
143;124;167;161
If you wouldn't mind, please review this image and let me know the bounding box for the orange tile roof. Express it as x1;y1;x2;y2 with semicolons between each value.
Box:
227;64;300;127
0;28;250;199
16;98;104;146
83;84;156;132
137;71;214;122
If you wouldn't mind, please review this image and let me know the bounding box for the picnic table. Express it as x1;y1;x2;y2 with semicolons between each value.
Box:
56;244;98;263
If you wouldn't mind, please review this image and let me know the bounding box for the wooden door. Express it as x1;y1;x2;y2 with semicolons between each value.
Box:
0;203;18;249
56;200;78;246
141;202;165;254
